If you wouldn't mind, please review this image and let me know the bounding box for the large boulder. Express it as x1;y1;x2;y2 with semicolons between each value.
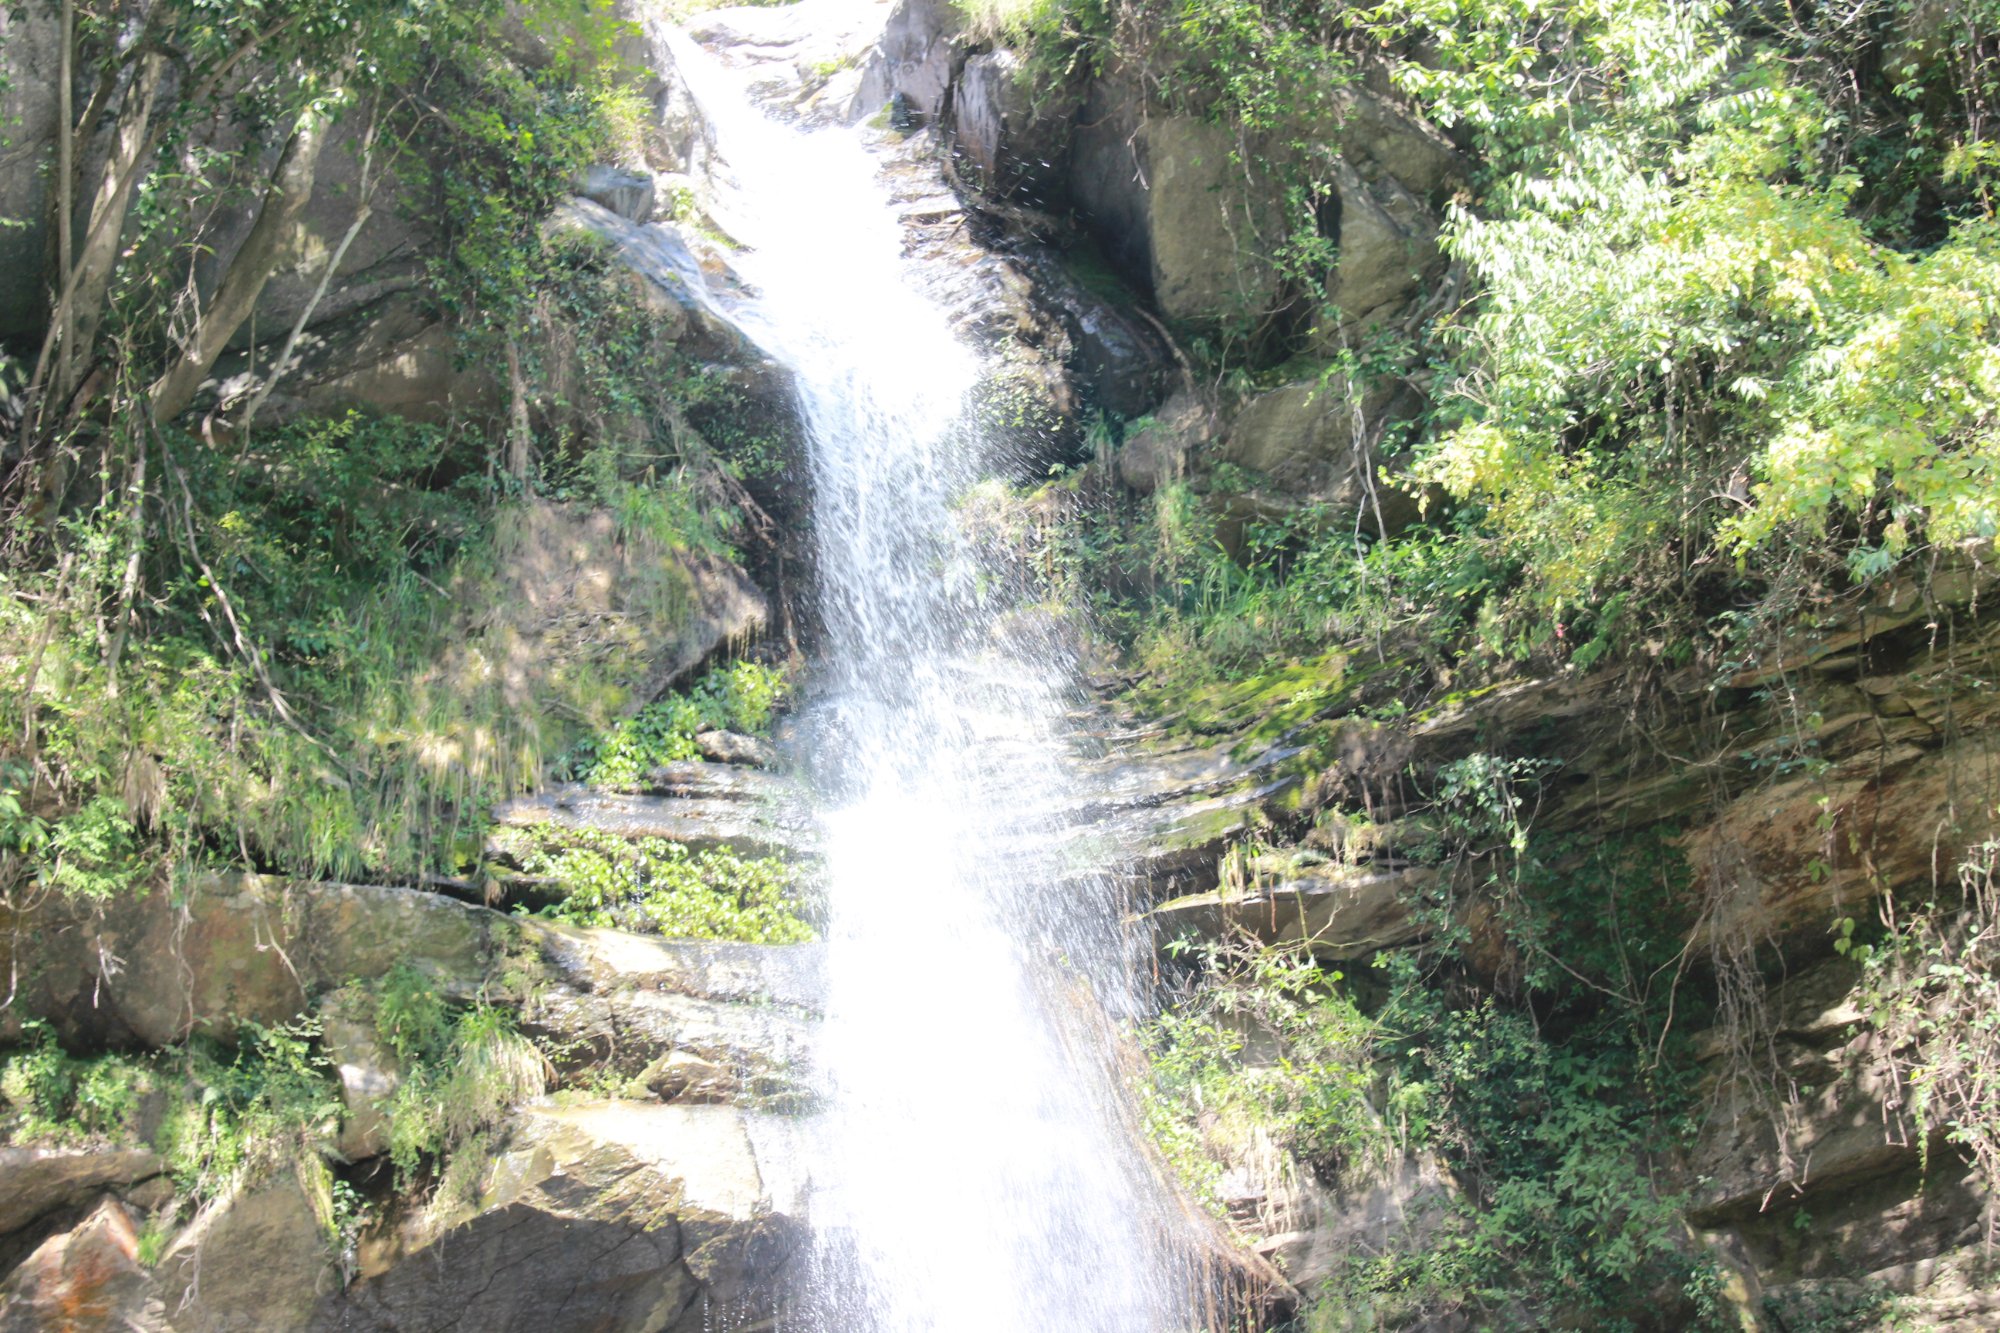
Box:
873;0;967;121
1222;375;1395;498
579;164;658;222
0;877;499;1048
0;1148;164;1238
1066;68;1459;334
0;1105;808;1332
1071;100;1289;325
1;874;818;1088
1115;392;1214;494
328;1102;808;1332
0;1197;160;1331
1215;373;1424;542
1013;249;1173;421
1325;83;1465;204
202;290;496;425
1321;162;1440;335
956;49;1078;209
434;498;769;718
1149;859;1429;960
158;1174;338;1332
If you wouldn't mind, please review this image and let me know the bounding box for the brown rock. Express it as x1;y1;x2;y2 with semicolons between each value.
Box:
0;1197;158;1332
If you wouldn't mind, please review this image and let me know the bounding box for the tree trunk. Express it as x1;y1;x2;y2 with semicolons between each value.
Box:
505;338;533;480
148;98;337;423
240;104;381;432
32;49;164;421
56;0;75;395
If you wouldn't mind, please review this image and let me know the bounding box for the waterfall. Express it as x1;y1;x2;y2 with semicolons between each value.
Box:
661;30;1193;1333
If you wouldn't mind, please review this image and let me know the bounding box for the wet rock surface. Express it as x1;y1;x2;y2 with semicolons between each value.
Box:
490;781;821;861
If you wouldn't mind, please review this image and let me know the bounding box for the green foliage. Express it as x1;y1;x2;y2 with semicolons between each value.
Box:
41;796;144;902
1841;839;2000;1242
1146;775;1710;1325
1421;71;2000;617
527;237;791;520
0;1015;359;1250
1;399;743;887
355;1;637;351
373;963;454;1066
2;1023;163;1146
516;825;813;944
1059;477;1505;696
1009;0;2000;680
1311;765;1711;1326
1142;939;1385;1219
563;661;791;786
371;993;545;1184
153;1020;344;1204
180;412;485;665
1360;953;1701;1328
1762;1278;1911;1333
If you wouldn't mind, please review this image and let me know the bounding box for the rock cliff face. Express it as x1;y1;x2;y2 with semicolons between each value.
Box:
0;869;818;1330
1133;570;2000;1325
5;1;1998;1329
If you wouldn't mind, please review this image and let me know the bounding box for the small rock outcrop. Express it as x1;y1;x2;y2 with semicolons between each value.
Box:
330;1103;807;1333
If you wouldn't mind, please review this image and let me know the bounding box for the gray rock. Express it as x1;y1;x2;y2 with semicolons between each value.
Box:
695;730;777;767
644;760;802;804
642;1049;736;1103
545;198;749;358
1014;248;1172;420
578;163;658;222
1116;392;1212;493
956;49;1078;207
1326;84;1465;202
1215;373;1424;545
322;1102;807;1333
489;784;818;861
0;1147;164;1238
1222;374;1396;498
1322;162;1440;333
1062;730;1307;898
318;992;401;1163
530;983;814;1092
0;1197;161;1331
527;926;826;1012
1149;862;1429;959
159;1175;336;1332
1070;88;1288;324
876;0;967;121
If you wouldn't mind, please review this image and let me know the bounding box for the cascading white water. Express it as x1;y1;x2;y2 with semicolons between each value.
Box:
663;31;1195;1331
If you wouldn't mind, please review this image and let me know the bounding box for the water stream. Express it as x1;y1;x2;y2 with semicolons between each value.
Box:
662;30;1193;1333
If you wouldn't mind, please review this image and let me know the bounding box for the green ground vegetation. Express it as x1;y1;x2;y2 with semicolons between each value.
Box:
1;7;780;892
559;660;791;786
512;825;814;943
1142;760;1721;1330
1;967;548;1247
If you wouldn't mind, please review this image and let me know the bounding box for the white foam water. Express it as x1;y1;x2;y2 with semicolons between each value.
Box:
663;31;1193;1331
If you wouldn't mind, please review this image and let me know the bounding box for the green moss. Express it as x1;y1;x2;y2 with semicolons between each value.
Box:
560;661;791;787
